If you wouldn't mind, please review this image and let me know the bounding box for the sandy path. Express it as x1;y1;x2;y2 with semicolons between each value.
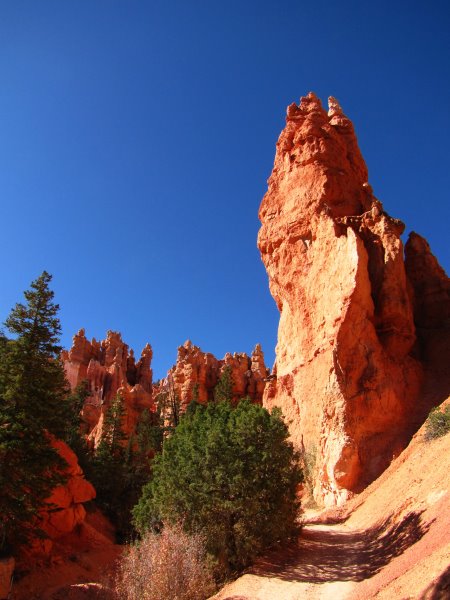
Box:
212;511;443;600
213;523;362;600
213;426;450;600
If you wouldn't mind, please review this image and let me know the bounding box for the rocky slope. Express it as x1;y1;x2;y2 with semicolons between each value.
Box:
27;439;96;557
12;509;120;600
258;92;450;506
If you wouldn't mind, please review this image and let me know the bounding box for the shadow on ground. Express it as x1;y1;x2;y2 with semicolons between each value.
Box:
419;565;450;600
252;510;430;584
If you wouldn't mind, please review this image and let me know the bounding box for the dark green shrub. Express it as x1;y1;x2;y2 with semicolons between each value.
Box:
133;399;302;575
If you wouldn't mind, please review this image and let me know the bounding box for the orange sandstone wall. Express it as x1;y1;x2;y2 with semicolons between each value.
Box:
29;439;96;556
258;93;450;506
63;332;267;443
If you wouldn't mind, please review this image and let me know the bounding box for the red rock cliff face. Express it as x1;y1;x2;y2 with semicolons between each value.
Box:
158;340;268;408
62;329;154;446
258;93;450;506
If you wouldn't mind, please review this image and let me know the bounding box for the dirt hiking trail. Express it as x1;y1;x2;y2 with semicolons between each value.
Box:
11;408;450;600
213;421;450;600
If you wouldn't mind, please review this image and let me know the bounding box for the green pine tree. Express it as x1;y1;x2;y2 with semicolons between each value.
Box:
133;399;302;576
214;366;234;403
123;408;163;536
99;393;127;458
0;272;72;554
155;377;181;433
134;407;164;458
64;380;92;471
89;393;129;536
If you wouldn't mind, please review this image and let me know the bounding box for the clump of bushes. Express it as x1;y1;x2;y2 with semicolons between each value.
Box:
424;405;450;441
133;398;302;576
114;523;215;600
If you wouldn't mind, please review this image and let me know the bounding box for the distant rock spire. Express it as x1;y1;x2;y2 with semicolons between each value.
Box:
328;96;344;116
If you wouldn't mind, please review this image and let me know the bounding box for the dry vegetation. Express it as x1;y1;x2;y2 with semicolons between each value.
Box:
114;524;216;600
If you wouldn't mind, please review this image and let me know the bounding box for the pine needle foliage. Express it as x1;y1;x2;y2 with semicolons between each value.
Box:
154;376;181;433
63;380;91;470
89;394;128;531
0;272;72;554
133;399;302;575
213;366;233;403
89;398;166;541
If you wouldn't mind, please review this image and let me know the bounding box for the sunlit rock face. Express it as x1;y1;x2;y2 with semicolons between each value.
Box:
258;92;450;506
157;340;268;408
28;438;96;556
63;331;268;444
62;329;154;446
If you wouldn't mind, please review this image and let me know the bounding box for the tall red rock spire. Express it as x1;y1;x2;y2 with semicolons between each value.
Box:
258;93;449;506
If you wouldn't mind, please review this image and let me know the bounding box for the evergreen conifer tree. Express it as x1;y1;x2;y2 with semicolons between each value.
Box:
133;399;302;574
134;407;164;458
0;272;72;554
154;376;181;433
63;380;91;470
90;393;131;537
91;394;126;502
214;366;234;403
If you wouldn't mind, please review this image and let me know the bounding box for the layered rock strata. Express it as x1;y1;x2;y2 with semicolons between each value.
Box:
258;92;450;506
157;340;268;408
62;329;154;446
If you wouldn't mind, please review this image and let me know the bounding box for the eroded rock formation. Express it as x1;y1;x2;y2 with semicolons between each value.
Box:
63;330;267;444
258;92;450;506
158;340;268;408
62;329;154;446
32;439;96;555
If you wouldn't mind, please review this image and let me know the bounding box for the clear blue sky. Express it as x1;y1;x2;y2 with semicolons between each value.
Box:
0;1;449;379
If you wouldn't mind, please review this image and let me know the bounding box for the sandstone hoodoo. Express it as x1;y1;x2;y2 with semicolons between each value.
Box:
158;339;268;409
63;331;268;445
258;92;450;506
62;329;154;446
